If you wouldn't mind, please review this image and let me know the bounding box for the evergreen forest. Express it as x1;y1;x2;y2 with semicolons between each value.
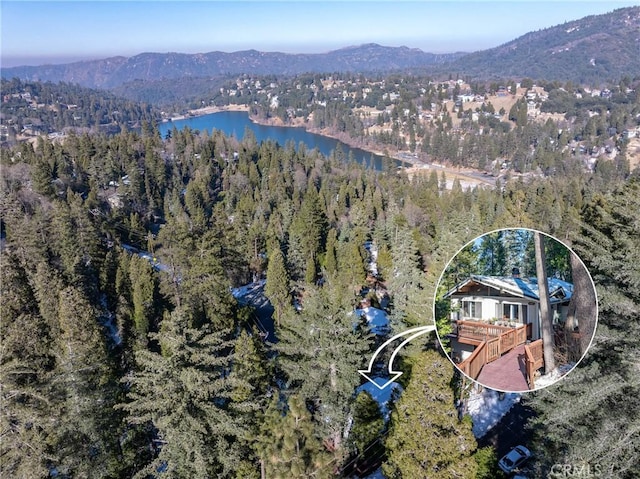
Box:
1;109;640;478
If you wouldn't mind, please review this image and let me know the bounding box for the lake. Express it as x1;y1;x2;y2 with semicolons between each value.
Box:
158;111;398;170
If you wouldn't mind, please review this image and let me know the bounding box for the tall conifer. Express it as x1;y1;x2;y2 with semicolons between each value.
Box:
265;244;291;326
120;309;249;477
383;349;477;479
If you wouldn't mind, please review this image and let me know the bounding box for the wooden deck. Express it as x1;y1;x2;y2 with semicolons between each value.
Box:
476;344;529;391
456;320;543;391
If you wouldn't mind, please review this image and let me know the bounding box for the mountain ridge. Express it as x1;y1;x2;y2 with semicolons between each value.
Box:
2;6;639;88
442;6;640;83
1;44;464;89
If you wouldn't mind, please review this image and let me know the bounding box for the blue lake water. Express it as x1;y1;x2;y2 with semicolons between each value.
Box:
158;111;397;170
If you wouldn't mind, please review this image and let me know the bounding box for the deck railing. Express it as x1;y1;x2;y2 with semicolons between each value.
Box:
486;336;501;362
455;320;516;342
457;321;529;380
524;339;545;389
459;341;487;380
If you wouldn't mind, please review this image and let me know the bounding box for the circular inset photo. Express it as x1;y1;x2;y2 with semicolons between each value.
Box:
434;228;598;392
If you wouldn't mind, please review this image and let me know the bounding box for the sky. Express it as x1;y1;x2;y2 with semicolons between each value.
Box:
1;1;638;67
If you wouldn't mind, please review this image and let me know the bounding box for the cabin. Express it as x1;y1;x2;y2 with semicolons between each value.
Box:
446;269;572;341
443;268;573;389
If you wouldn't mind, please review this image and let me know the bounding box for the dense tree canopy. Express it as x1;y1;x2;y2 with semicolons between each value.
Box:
527;180;640;479
1;80;638;477
383;349;478;479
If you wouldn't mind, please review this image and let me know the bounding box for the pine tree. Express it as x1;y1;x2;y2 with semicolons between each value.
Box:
336;234;366;293
534;231;556;373
181;229;237;329
350;391;385;456
287;188;328;280
383;349;478;479
305;254;317;285
265;244;291;326
129;254;156;346
527;181;640;478
230;329;270;403
257;394;333;479
228;328;273;477
0;253;54;478
564;251;597;356
120;309;249;478
475;230;507;276
275;279;371;453
45;190;102;288
501;228;530;276
323;227;338;276
387;227;426;326
31;156;54;196
50;286;122;478
376;242;393;281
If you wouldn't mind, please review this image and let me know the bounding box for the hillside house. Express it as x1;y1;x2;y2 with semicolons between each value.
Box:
444;269;574;389
445;269;573;362
458;94;476;103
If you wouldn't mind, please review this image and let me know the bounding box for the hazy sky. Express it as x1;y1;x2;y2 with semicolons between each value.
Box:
2;1;638;67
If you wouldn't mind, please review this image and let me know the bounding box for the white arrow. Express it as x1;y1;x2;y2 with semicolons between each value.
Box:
358;325;436;389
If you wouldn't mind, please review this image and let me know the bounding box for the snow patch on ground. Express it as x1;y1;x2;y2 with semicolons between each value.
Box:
231;280;271;309
98;294;122;346
353;307;389;335
467;386;521;438
364;241;378;276
99;310;122;346
230;280;274;338
533;362;576;389
231;279;266;299
356;377;402;421
362;467;386;479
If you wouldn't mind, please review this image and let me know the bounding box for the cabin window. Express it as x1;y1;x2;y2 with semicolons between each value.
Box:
503;303;519;320
462;301;482;319
501;303;527;323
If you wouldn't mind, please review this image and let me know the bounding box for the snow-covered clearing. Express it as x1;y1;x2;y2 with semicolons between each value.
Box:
230;279;274;339
231;279;269;308
231;279;266;300
356;377;402;422
364;241;378;276
99;310;122;346
467;386;521;438
99;294;122;346
362;467;386;479
353;306;389;335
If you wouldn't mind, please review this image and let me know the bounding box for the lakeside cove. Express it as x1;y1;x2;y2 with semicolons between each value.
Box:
161;108;495;189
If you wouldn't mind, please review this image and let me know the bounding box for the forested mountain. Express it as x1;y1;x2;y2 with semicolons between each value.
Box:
2;117;639;477
0;78;161;142
3;7;640;91
1;45;463;89
1;6;640;478
443;6;640;83
202;70;638;184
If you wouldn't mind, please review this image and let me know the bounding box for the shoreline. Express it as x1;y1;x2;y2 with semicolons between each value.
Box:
166;105;487;181
246;111;427;167
168;103;419;165
164;105;493;188
166;104;250;122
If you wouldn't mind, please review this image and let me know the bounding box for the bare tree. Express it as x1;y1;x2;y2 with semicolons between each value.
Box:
534;232;556;372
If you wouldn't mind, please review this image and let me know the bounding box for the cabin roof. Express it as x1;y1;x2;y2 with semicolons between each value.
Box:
445;274;573;303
